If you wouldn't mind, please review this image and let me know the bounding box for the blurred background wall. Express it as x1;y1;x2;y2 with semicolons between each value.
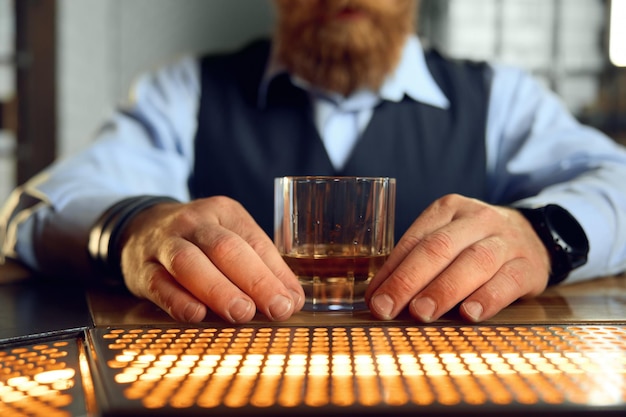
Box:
56;0;275;158
0;0;624;204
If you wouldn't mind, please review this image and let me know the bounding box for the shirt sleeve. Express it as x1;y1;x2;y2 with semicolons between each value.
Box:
0;55;201;277
485;63;626;283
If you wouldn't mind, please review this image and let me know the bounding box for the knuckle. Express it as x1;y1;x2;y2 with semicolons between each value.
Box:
464;242;499;273
170;207;200;231
168;245;199;276
244;273;268;294
396;233;422;253
432;276;461;299
388;266;419;295
246;234;273;256
437;193;458;205
202;280;229;303
207;232;242;263
500;264;526;293
435;193;464;210
474;287;500;311
183;196;244;228
208;195;235;206
145;271;174;311
145;275;159;298
420;231;455;262
472;205;494;222
204;195;242;213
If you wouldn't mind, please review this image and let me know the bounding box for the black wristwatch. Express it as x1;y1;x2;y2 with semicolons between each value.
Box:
517;204;589;286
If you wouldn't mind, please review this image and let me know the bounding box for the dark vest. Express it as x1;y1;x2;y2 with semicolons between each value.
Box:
190;40;489;241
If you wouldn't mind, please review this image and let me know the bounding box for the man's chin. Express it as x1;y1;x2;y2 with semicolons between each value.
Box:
277;20;409;95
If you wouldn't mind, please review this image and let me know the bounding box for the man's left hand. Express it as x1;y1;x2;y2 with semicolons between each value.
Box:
365;194;551;322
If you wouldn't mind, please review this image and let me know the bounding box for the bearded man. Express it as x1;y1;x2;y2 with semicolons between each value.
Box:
2;0;626;324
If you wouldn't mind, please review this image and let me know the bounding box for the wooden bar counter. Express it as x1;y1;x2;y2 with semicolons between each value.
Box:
1;260;625;416
86;272;626;326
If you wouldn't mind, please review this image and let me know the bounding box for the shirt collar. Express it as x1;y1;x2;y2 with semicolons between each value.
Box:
380;35;449;108
259;34;450;110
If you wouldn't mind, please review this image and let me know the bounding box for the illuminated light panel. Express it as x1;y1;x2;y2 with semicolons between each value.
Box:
610;0;626;66
90;325;626;412
0;339;87;416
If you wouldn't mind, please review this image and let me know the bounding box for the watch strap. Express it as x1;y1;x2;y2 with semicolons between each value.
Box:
517;205;589;286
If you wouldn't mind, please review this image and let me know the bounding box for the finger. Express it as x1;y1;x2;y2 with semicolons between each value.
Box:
459;257;546;322
407;236;506;322
366;194;467;297
207;198;305;309
139;262;208;323
367;213;491;320
161;238;261;323
232;225;305;311
176;224;298;321
201;226;299;320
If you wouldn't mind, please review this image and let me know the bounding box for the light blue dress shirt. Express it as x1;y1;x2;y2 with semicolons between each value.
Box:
2;35;626;283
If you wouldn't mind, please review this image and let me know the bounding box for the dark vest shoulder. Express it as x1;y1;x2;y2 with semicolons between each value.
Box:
190;40;490;239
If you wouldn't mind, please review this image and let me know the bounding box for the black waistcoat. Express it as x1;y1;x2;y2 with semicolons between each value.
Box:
189;40;489;241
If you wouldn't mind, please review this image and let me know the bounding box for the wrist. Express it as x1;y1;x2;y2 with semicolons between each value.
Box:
88;196;180;279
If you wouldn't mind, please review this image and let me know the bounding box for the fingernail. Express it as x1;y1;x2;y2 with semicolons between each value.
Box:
289;289;304;309
268;294;293;320
371;293;395;319
411;297;436;322
182;302;203;322
228;298;254;322
462;301;483;322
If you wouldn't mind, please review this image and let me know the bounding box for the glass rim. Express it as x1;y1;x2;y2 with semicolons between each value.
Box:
275;176;396;183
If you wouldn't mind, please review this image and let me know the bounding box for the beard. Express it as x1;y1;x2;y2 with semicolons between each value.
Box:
274;0;417;96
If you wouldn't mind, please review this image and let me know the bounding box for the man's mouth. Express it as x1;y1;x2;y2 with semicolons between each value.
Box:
329;7;368;22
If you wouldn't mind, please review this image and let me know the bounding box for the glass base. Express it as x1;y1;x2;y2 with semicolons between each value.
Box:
301;300;368;312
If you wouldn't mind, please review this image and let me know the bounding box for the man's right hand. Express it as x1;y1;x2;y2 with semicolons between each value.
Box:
119;196;305;323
